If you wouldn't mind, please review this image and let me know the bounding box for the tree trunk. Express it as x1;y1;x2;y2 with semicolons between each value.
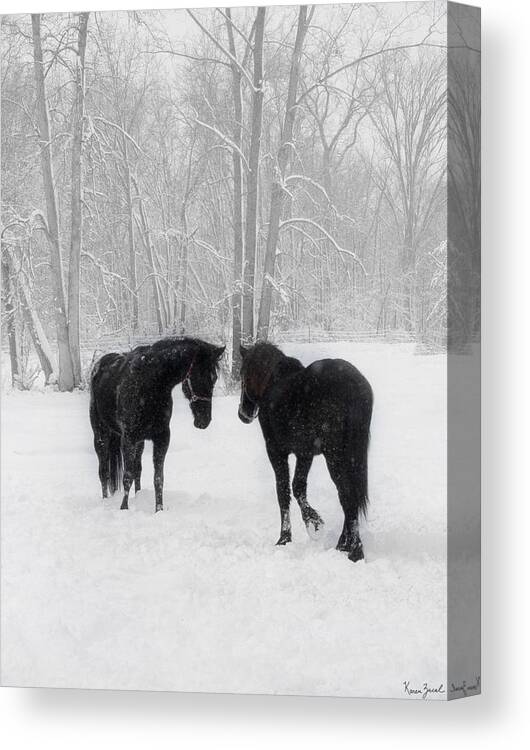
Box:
225;8;244;376
3;246;56;383
241;6;265;345
123;139;139;333
19;279;57;385
257;6;308;341
133;179;165;335
178;134;195;334
1;253;22;388
179;206;189;333
31;14;74;391
68;11;89;386
401;211;415;333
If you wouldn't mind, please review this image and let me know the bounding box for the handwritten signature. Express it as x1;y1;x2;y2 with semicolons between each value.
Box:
403;681;446;700
449;676;481;697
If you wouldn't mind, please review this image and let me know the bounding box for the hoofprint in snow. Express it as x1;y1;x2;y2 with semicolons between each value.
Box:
1;343;447;698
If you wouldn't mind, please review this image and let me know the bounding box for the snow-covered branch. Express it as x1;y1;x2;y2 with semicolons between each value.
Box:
280;218;367;273
193;118;250;172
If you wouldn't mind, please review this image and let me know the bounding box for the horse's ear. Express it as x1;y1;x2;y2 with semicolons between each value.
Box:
239;344;248;358
213;345;225;360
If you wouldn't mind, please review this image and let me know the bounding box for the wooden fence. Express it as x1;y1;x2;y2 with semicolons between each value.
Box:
79;326;414;356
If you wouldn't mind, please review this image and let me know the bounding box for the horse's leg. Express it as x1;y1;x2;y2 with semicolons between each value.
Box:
292;454;324;538
93;431;110;498
134;440;145;494
153;430;170;513
120;439;136;510
324;452;364;562
267;446;292;545
336;516;353;553
90;398;109;498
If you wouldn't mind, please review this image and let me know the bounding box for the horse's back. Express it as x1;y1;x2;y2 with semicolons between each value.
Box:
301;358;372;442
261;358;371;456
305;358;372;407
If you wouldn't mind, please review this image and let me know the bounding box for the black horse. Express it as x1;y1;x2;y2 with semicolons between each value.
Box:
238;342;373;562
90;337;225;512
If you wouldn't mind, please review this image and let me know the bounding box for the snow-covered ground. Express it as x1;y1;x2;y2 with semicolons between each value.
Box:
1;343;447;698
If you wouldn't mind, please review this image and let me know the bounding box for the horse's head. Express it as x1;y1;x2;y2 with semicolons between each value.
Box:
182;343;225;429
238;343;282;424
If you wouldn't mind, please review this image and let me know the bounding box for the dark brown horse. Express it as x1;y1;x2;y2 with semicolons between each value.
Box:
90;337;224;513
238;342;373;562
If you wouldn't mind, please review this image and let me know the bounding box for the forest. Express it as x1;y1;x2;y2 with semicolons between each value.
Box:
1;3;479;391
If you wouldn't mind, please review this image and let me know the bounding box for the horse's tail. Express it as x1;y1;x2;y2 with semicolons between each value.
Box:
351;387;373;519
352;428;370;518
108;432;123;495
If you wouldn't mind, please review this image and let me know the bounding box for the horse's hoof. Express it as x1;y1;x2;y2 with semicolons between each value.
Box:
348;546;364;563
305;513;324;540
120;503;128;510
276;535;291;546
155;504;163;513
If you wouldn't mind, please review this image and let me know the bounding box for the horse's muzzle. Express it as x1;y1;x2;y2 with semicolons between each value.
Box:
194;414;211;429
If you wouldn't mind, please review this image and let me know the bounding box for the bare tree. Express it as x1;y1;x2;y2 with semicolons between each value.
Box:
68;12;89;385
1;231;56;384
122;138;140;332
370;52;445;332
1;249;21;388
225;7;244;375
1;5;450;388
31;14;74;390
241;6;265;344
448;46;480;347
257;5;310;341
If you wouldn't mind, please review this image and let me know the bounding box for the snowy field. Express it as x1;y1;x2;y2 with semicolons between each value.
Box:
1;343;447;698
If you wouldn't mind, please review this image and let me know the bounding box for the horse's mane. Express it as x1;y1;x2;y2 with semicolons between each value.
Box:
245;342;303;396
130;337;222;371
148;336;209;353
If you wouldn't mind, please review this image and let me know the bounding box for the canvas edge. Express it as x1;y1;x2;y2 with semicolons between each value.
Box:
446;1;481;702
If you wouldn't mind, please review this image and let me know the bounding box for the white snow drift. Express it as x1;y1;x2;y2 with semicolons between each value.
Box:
1;343;447;698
